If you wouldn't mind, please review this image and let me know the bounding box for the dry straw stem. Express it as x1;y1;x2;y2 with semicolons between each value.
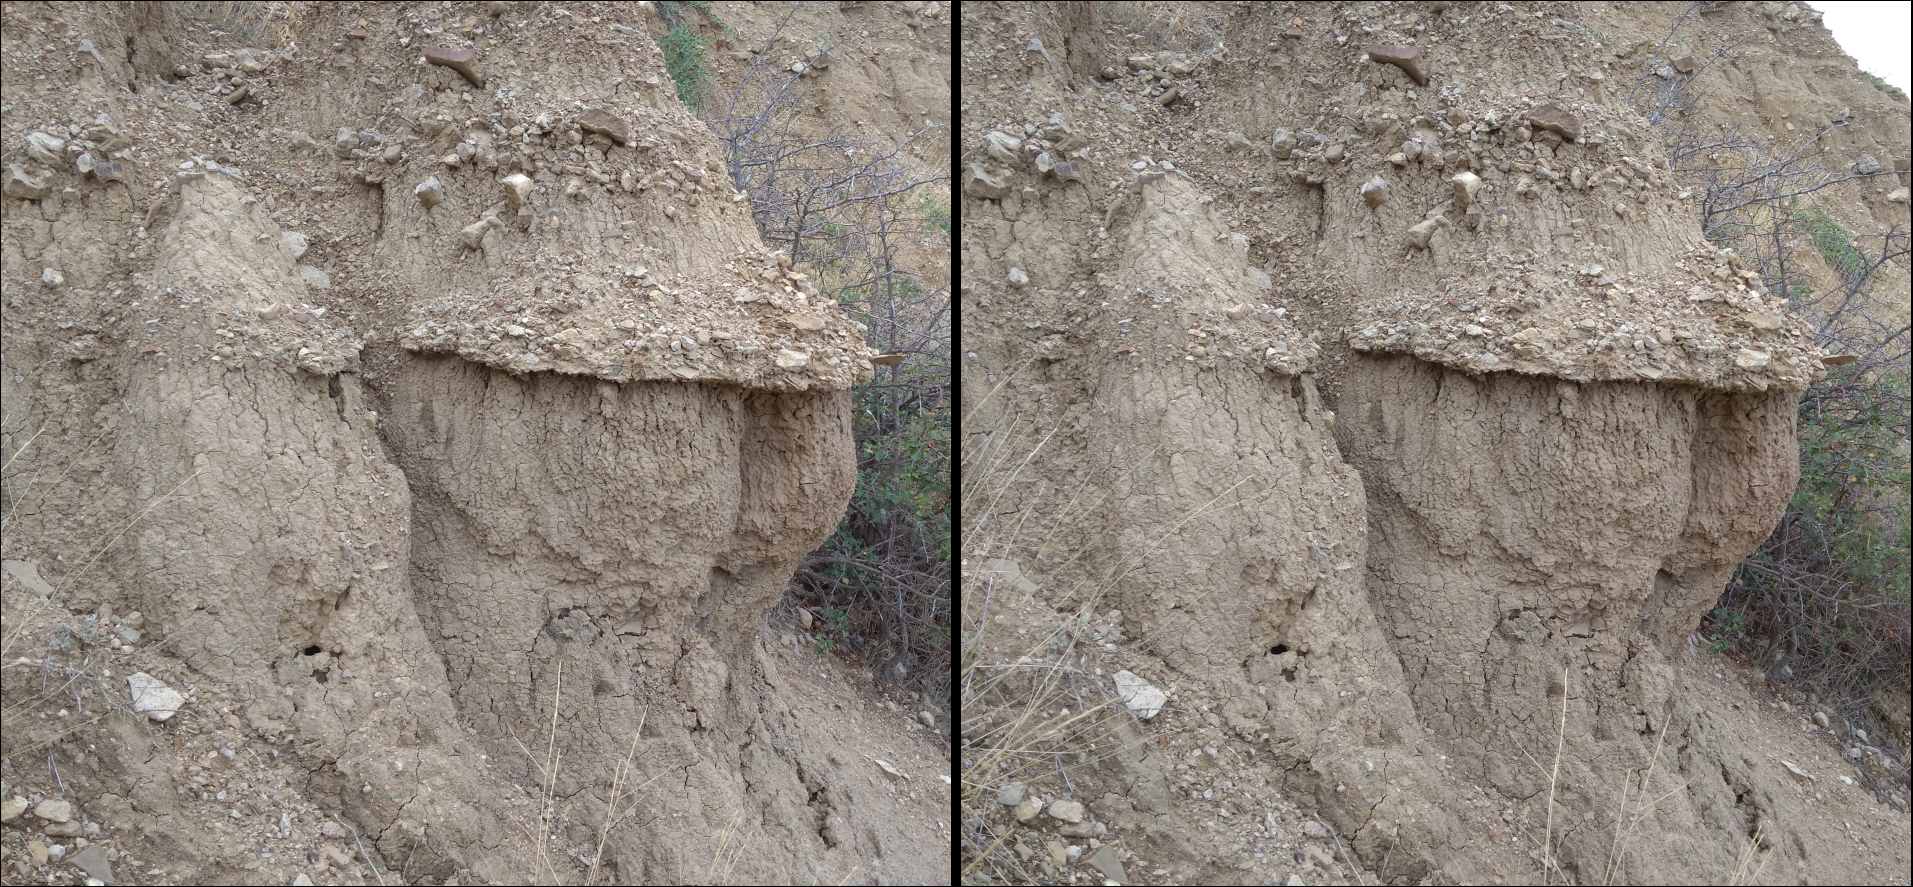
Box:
960;404;1261;883
1601;706;1689;885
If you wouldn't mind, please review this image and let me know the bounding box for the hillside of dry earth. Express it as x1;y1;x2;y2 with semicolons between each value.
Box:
1;1;948;884
961;2;1909;884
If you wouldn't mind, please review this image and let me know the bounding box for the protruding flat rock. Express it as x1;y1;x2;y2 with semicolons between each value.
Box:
577;108;630;144
423;46;484;88
1365;43;1427;85
1527;103;1583;141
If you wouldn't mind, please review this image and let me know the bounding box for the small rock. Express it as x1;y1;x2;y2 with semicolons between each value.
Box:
423;46;484;88
285;130;320;151
918;710;936;729
282;231;309;260
1112;670;1168;719
577;108;630;144
1007;267;1029;287
1669;51;1696;74
1813;711;1830;730
1085;845;1128;884
774;349;810;370
5;163;51;199
41;267;64;288
224;84;249;105
962;162;1009;200
1822;353;1859;366
1303;820;1328;839
1852;154;1882;176
1013;798;1041;822
415;178;446;208
299;266;331;289
69;845;112;885
25;841;48;866
1452;171;1483;210
790;314;826;332
1364;43;1427;85
1780;760;1814;782
1156;86;1180;106
1745;312;1783;331
1886;187;1910;203
26;130;65;163
1406;216;1444;250
32;798;74;823
1527;104;1583;141
502;173;534;208
1271;128;1297;159
332;128;360;159
1046;840;1069;868
1047;799;1086;824
0;797;27;823
1734;348;1772;369
997;782;1026;806
459;218;497;250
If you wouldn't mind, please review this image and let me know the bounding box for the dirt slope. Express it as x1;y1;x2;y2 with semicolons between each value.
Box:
961;2;1909;884
1;1;948;884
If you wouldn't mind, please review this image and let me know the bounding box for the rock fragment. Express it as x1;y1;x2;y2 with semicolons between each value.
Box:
4;164;49;200
501;173;534;208
25;131;65;163
1852;154;1883;175
1452;171;1483;210
1669;50;1696;74
577;108;630;144
1271;128;1297;159
1406;215;1445;250
459;217;502;250
1006;267;1029;287
1527;104;1582;141
282;231;309;259
963;163;1009;200
1046;799;1086;823
1364;43;1427;85
32;799;73;823
1113;670;1167;719
774;349;811;370
414;178;446;208
424;46;484;88
127;672;185;721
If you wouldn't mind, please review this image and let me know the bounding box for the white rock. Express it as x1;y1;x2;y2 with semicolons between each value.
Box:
774;348;810;370
1007;267;1029;287
127;672;185;721
1113;670;1167;719
502;173;535;208
1734;348;1772;369
282;231;309;259
1047;799;1086;823
299;266;331;289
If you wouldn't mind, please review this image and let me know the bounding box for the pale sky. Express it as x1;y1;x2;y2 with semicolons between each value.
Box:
1809;1;1912;92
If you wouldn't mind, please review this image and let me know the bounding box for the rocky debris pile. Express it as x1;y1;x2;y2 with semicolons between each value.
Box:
398;248;876;389
1346;244;1827;391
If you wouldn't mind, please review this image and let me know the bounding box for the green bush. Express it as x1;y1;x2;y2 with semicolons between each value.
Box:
1720;367;1912;705
652;1;725;113
1790;200;1870;281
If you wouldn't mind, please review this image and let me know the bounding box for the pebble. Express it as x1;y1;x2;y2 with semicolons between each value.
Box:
415;178;447;208
40;267;64;288
1013;798;1041;822
32;799;74;823
299;266;332;289
282;231;309;259
1047;799;1086;823
997;782;1025;806
1006;267;1029;287
1364;43;1427;84
501;173;534;208
69;845;112;885
0;798;26;823
774;349;810;370
918;710;935;729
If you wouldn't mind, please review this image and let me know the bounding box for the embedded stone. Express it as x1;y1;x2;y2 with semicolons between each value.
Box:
502;173;534;208
4;164;49;200
1364;44;1427;85
774;349;811;370
414;178;446;208
424;46;484;88
577;108;630;144
1452;171;1483;210
1361;177;1390;208
1527;104;1583;141
1669;51;1696;74
963;163;1009;200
